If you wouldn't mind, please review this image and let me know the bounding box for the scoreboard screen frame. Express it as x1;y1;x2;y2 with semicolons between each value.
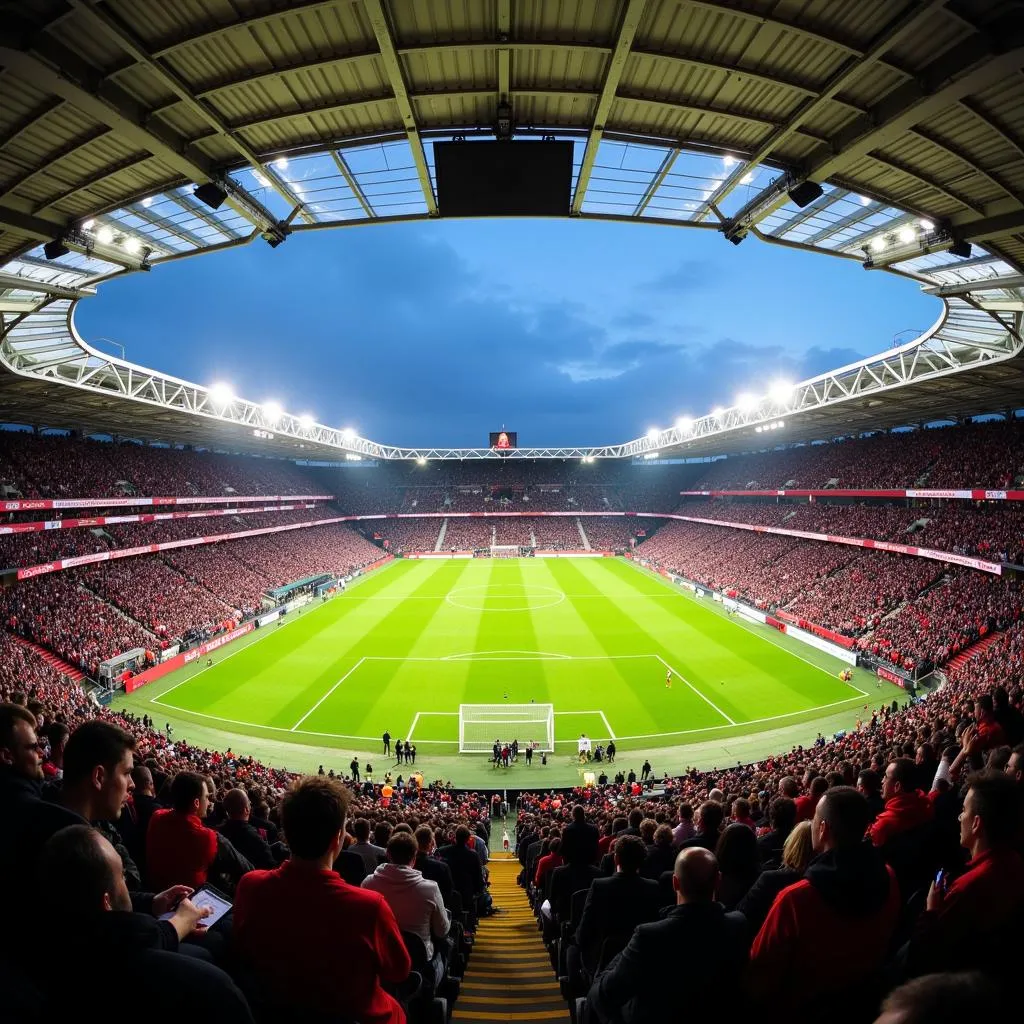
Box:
489;431;517;450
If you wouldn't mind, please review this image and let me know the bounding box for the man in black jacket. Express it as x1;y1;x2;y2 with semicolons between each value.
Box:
575;835;663;974
439;824;485;914
586;847;748;1024
415;825;454;906
31;825;253;1023
677;800;725;853
560;804;599;866
217;788;277;869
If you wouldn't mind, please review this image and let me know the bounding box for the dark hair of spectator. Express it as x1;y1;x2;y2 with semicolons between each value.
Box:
282;775;352;859
37;825;114;917
879;972;1001;1024
62;720;135;787
387;832;418;866
966;770;1023;845
698;800;725;835
889;757;918;791
818;786;871;847
769;796;797;833
170;771;206;813
613;834;646;874
0;701;37;750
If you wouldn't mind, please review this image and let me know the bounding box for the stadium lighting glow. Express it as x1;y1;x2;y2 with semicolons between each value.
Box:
643;452;658;459
417;457;427;465
208;382;234;408
340;427;356;443
124;237;141;254
675;416;693;433
711;407;725;418
97;225;114;244
646;427;660;440
860;194;871;206
275;157;289;170
142;197;153;208
769;381;794;406
298;414;314;430
82;219;95;230
723;154;736;168
869;236;886;253
262;401;283;425
736;392;758;412
898;225;916;244
919;218;934;231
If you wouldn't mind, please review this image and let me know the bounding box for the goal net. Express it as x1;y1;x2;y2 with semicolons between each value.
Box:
489;545;524;558
459;703;555;753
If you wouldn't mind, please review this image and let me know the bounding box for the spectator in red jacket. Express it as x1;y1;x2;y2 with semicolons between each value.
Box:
974;694;1007;751
146;772;252;893
795;775;829;822
868;758;934;847
907;771;1024;977
747;787;900;1020
234;775;411;1024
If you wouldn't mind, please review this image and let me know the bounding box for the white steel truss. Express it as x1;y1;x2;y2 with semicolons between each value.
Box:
1;135;1023;461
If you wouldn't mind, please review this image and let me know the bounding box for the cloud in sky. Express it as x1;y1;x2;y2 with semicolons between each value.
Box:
77;218;937;447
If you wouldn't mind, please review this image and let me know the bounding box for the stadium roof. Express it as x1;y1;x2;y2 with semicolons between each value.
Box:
0;0;1022;460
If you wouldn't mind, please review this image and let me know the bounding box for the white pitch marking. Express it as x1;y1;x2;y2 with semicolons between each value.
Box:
407;711;421;742
290;658;366;731
655;654;737;726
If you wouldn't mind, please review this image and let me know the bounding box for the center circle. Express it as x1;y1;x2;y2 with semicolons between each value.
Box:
445;583;566;612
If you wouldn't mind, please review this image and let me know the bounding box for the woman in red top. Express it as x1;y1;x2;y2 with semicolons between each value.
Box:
534;836;564;889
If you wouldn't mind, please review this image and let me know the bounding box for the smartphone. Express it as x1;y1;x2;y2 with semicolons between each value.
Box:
934;869;946;891
159;884;233;928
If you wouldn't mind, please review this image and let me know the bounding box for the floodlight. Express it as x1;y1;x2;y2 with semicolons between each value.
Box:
97;225;114;244
711;407;725;418
769;381;794;406
919;218;934;231
417;457;427;465
142;196;153;208
643;452;658;459
262;401;283;425
778;420;785;428
340;427;356;443
898;225;916;244
298;414;314;430
869;236;886;253
676;416;693;433
755;426;763;433
82;219;95;230
208;382;234;408
646;427;660;440
275;157;289;170
736;392;758;412
124;237;141;255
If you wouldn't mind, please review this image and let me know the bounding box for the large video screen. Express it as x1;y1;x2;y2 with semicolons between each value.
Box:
489;431;517;450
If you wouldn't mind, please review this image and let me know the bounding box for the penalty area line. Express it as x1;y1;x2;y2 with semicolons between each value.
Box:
291;658;366;732
655;654;737;726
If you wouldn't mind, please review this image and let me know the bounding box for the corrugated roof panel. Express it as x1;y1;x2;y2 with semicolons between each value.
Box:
517;0;622;41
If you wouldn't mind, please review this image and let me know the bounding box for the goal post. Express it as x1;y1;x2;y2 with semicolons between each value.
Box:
459;703;555;753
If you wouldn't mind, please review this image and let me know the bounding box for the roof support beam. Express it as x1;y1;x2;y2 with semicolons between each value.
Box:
164;191;246;241
632;147;679;217
329;150;375;218
800;199;883;247
0;203;69;241
923;274;1024;297
572;0;648;215
63;0;313;226
363;0;437;216
768;187;849;237
949;209;1024;243
497;0;511;104
0;271;93;299
692;0;948;222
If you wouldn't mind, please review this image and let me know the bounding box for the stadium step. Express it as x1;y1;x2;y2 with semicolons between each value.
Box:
946;629;1002;673
452;854;569;1023
9;633;87;682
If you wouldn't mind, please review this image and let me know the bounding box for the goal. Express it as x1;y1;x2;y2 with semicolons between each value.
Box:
459;703;555;753
490;544;525;558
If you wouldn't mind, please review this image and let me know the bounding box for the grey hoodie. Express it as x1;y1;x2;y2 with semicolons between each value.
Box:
361;862;451;959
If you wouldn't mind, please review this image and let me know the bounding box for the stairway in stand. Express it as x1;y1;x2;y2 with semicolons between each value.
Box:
9;633;86;682
453;854;569;1023
946;630;1002;674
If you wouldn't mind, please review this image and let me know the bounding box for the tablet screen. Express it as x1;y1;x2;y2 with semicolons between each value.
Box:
159;886;232;928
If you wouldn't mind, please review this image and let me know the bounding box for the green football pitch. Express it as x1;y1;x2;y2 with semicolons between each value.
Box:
118;557;884;783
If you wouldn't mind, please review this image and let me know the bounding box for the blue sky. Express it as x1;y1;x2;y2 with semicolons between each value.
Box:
78;218;938;448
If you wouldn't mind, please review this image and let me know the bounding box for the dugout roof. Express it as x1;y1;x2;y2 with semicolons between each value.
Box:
0;0;1023;459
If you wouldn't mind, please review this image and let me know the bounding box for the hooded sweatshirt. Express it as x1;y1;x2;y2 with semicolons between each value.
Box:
867;790;933;847
362;862;450;960
747;844;899;1013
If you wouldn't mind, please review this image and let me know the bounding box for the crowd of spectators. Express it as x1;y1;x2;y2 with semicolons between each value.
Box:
0;431;324;500
859;571;1023;674
533;516;588;549
442;519;495;550
580;517;651;552
372;519;444;554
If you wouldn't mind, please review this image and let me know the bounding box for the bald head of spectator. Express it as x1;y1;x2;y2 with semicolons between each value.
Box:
672;847;719;905
38;824;132;916
130;765;154;796
223;787;251;821
778;776;799;798
874;972;1001;1024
